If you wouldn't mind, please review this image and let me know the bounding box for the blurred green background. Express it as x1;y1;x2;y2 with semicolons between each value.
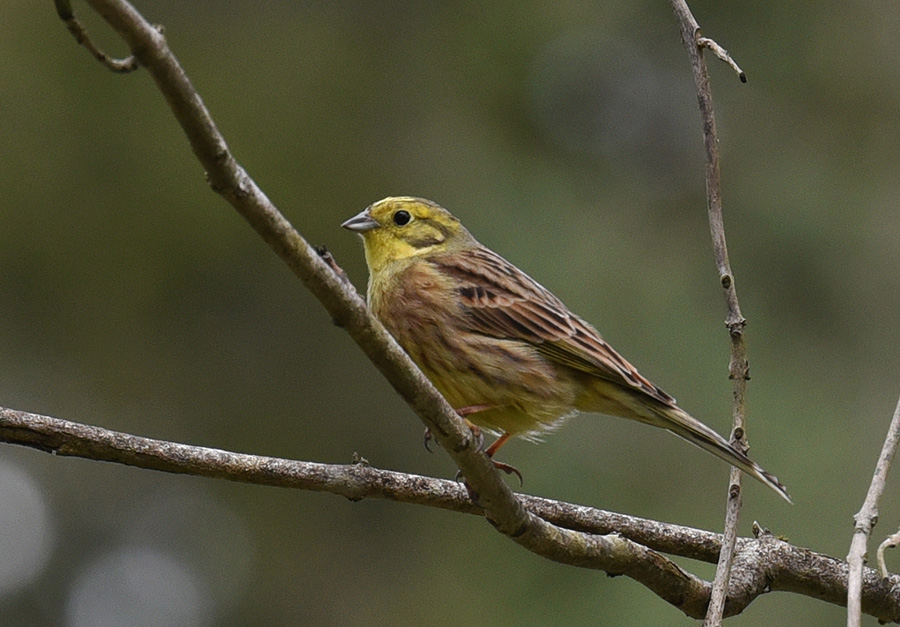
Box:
3;1;900;625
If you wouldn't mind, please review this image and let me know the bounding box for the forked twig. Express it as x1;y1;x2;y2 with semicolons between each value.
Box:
55;0;139;72
847;394;900;626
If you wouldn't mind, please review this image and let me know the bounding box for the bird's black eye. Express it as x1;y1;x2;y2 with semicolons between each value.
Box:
392;210;412;226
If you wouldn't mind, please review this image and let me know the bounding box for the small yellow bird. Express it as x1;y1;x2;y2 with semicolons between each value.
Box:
343;196;790;502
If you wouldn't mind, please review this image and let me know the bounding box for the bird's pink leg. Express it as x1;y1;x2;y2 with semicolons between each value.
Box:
456;406;523;484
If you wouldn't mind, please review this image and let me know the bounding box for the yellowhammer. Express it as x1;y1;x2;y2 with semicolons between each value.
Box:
342;196;790;502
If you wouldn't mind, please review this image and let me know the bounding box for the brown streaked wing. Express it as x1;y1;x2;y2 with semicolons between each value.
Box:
554;317;677;405
429;246;676;406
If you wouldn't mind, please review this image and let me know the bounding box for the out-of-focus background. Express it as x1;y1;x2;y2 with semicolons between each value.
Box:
3;1;899;625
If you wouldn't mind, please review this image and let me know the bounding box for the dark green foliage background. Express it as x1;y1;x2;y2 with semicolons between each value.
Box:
3;2;899;625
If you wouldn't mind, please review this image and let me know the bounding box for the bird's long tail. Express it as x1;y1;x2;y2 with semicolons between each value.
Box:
628;400;791;503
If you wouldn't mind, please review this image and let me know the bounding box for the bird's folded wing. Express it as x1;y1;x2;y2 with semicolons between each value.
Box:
430;248;675;406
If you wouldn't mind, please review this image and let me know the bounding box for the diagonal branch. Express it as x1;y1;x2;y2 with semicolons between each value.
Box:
62;0;703;615
79;0;520;533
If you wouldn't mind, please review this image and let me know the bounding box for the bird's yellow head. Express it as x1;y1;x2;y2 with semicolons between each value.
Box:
342;197;476;274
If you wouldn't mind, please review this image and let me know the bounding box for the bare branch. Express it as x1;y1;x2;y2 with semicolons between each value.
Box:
3;405;900;621
668;2;753;624
0;405;705;613
847;394;900;626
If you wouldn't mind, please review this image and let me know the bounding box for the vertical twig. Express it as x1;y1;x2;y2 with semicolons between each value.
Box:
847;394;900;627
668;2;749;624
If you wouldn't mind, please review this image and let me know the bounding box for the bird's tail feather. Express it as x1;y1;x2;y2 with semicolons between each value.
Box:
631;401;791;503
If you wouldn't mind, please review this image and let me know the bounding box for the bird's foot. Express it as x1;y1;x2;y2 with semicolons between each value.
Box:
490;459;523;485
461;418;485;452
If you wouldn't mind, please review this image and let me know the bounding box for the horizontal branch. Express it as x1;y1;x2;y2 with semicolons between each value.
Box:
3;406;900;622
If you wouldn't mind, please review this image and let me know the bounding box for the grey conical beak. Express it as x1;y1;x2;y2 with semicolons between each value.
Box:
341;209;379;233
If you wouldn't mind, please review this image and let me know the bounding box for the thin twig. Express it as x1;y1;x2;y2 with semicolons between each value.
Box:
698;37;746;83
847;393;900;626
668;2;751;625
878;529;900;579
55;0;138;72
